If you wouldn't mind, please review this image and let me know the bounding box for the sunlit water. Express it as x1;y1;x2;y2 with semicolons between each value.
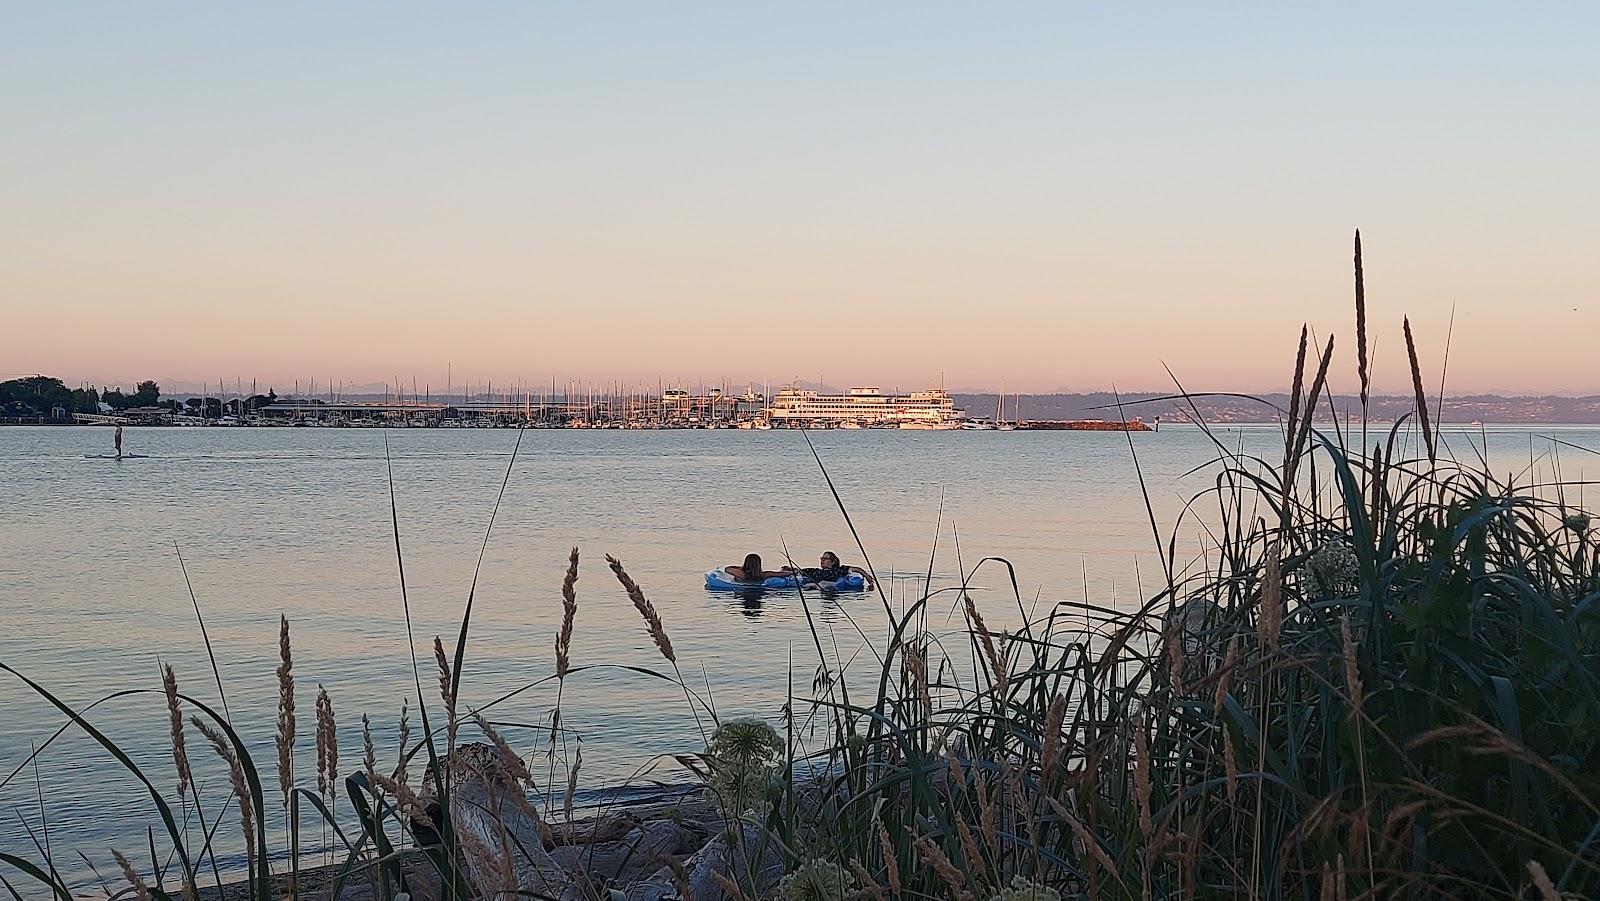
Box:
2;424;1594;884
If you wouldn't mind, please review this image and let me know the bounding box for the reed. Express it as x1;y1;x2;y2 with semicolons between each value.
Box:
111;850;152;901
555;546;578;679
275;614;295;808
191;716;255;876
361;712;376;787
434;636;457;754
1404;315;1436;460
1354;229;1370;412
161;663;190;800
605;553;675;663
471;710;532;786
315;685;337;802
395;700;411;784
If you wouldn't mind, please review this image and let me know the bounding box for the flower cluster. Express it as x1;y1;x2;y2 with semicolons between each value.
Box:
703;717;784;813
1297;540;1360;598
777;859;854;901
988;877;1063;901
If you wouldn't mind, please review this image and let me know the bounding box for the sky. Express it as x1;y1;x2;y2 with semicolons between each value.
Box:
2;3;1597;396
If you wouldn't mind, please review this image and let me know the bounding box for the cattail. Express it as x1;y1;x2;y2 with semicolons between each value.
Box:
1527;860;1560;901
162;664;190;799
1040;694;1066;779
1223;729;1239;806
434;636;457;752
1134;715;1153;837
606;555;675;663
362;713;377;787
1404;317;1436;461
913;836;971;901
1336;854;1347;900
112;850;153;901
275;615;295;807
1340;617;1363;717
1354;230;1370;411
962;593;1007;695
877;819;901;896
1319;861;1335;901
556;547;579;678
849;859;885;901
373;771;435;828
193;716;256;873
1258;550;1283;652
315;686;337;799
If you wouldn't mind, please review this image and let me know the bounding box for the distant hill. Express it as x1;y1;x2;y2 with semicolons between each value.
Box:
954;393;1600;425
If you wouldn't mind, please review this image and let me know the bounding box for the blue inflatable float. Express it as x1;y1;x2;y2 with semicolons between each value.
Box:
704;567;867;592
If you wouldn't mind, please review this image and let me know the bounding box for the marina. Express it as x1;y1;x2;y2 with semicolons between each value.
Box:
10;384;1156;431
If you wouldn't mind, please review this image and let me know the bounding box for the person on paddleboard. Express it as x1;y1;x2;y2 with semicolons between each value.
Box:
114;424;123;458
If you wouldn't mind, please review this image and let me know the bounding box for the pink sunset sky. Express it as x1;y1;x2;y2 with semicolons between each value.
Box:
3;5;1596;396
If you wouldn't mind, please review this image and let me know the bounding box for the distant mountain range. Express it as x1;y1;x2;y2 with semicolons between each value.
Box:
954;393;1600;425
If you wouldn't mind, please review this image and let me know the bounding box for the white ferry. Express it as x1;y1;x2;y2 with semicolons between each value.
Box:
766;386;965;428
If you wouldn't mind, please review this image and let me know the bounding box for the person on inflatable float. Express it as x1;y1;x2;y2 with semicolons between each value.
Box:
784;551;876;590
726;553;786;584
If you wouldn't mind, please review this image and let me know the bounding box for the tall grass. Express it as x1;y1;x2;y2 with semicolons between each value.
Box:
2;234;1598;899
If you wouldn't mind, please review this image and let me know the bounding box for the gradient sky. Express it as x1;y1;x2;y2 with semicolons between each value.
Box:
3;3;1597;395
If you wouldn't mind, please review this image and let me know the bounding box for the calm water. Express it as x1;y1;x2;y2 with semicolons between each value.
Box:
2;423;1594;880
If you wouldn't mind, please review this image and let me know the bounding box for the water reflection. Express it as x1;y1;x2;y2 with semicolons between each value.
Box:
726;586;768;616
716;585;855;619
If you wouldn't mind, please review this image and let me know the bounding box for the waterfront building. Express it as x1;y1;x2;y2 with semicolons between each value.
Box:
766;386;964;427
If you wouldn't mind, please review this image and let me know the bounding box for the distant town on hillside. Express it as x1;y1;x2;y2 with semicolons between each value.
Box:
954;393;1600;425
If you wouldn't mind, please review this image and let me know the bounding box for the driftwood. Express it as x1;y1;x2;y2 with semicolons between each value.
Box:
546;820;682;880
449;777;578;899
624;819;785;901
448;757;784;901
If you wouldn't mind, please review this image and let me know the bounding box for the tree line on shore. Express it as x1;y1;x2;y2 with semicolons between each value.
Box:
0;374;279;418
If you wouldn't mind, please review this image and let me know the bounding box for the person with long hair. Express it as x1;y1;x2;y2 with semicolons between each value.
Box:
726;553;783;584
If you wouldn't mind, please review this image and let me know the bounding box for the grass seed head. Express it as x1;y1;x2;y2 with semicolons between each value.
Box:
606;554;676;663
162;663;190;799
275;614;295;806
112;850;152;901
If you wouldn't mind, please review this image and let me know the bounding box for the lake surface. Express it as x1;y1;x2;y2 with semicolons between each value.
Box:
2;423;1595;883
